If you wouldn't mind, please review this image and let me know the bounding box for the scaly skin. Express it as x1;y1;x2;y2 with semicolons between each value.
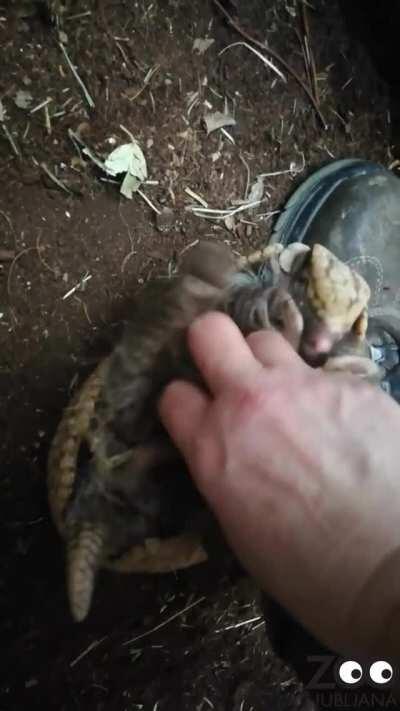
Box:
307;244;370;337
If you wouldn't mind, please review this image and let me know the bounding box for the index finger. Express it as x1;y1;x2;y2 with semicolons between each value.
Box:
188;312;261;396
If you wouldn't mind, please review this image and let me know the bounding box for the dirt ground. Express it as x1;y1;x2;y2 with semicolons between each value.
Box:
0;1;398;709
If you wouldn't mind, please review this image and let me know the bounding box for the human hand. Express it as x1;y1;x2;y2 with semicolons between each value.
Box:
159;312;400;657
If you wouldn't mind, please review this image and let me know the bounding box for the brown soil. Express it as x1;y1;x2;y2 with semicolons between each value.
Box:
0;1;397;709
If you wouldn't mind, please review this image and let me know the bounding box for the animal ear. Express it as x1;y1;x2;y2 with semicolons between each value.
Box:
278;242;311;275
324;354;383;381
66;523;106;622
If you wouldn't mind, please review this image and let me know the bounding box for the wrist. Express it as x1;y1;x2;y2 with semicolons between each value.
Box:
346;545;400;659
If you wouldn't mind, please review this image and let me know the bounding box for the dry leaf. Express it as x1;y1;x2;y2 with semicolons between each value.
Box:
104;142;147;181
193;38;215;55
246;175;265;204
14;90;33;109
204;111;236;135
120;172;141;199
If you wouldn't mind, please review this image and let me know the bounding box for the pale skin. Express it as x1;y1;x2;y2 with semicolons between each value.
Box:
159;312;400;659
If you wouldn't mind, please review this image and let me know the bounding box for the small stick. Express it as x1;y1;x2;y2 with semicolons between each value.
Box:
120;249;136;273
62;273;92;300
66;10;92;21
59;42;95;109
220;41;285;83
40;162;71;194
300;1;319;105
7;247;38;296
215;616;263;633
2;123;20;156
70;636;107;668
137;188;161;215
184;187;208;207
44;103;52;136
189;198;265;219
212;0;327;130
30;97;53;114
239;153;251;201
123;597;205;646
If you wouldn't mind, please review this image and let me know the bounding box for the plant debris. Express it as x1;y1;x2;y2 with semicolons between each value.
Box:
104;141;148;198
14;90;33;110
204;111;236;135
246;175;265;205
192;38;215;54
220;41;286;83
58;41;95;110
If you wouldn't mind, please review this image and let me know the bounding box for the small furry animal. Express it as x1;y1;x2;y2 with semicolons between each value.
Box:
48;240;380;621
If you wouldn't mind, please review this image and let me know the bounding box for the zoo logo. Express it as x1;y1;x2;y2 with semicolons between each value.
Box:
338;661;393;688
306;656;395;691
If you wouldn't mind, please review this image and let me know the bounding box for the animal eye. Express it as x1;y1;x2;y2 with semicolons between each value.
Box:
338;661;363;685
369;661;393;685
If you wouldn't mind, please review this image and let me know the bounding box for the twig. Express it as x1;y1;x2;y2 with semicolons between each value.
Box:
30;97;53;114
59;42;95;109
300;0;319;105
212;0;327;130
123;597;205;646
62;273;92;300
66;10;92;20
220;126;235;144
220;41;285;83
7;247;38;296
44;103;52;135
121;249;136;273
239;154;251;201
115;40;134;72
2;123;20;156
184;187;208;207
293;25;311;91
40;162;71;194
137;188;161;215
70;636;107;668
119;123;135;142
127;64;160;103
215;616;263;633
189;198;266;220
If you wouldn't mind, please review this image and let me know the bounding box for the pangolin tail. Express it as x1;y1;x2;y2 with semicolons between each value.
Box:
66;523;106;622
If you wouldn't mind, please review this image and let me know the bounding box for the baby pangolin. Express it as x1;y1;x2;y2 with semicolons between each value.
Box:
48;240;379;621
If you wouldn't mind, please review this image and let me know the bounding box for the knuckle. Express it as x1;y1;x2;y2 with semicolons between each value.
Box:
234;379;285;422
